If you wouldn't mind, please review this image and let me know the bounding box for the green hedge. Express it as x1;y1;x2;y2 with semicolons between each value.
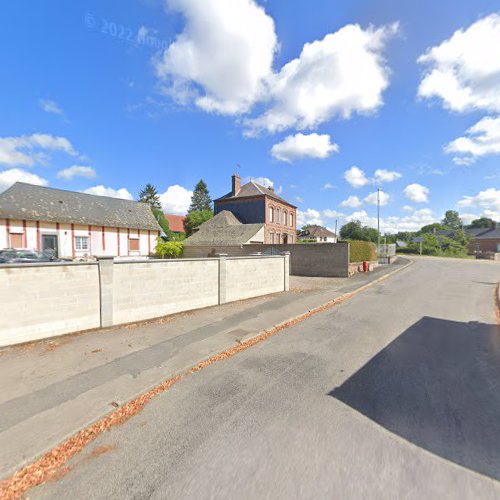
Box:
154;239;183;258
347;240;377;263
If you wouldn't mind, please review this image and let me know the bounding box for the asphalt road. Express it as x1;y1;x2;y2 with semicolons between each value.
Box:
33;257;500;499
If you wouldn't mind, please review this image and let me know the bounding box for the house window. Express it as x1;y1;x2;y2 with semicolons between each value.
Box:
75;236;89;251
129;237;140;252
290;213;293;227
269;207;274;223
276;233;281;243
270;232;275;244
9;233;23;249
283;211;287;225
289;234;293;244
276;208;281;224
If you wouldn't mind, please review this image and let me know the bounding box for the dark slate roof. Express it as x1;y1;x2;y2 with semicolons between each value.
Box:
215;181;296;207
0;182;161;231
298;225;336;238
474;227;500;239
465;227;496;238
184;210;264;245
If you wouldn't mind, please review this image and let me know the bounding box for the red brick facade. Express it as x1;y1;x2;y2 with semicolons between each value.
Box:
265;196;296;244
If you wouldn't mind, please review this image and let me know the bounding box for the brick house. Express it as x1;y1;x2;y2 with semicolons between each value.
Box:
214;174;297;244
468;226;500;255
0;182;161;258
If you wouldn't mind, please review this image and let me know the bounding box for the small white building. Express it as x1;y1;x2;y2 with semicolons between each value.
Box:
298;225;337;243
0;183;161;258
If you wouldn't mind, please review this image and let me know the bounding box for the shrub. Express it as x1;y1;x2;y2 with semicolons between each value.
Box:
347;240;377;263
155;239;183;258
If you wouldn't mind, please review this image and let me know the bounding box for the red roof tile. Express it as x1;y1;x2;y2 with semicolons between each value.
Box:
164;214;186;233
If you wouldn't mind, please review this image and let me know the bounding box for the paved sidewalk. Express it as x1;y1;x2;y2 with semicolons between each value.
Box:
0;259;410;479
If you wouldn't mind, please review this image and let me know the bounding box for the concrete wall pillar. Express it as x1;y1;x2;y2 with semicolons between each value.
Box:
216;253;228;305
281;251;290;291
98;257;114;327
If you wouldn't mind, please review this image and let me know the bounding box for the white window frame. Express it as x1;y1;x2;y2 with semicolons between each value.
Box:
276;208;281;225
75;235;90;252
283;211;287;225
269;207;274;223
290;213;293;227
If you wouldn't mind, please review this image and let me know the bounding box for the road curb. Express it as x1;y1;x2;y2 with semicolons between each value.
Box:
240;258;415;345
0;259;414;498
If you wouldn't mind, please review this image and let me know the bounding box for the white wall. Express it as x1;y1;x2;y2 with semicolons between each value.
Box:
0;254;288;347
0;263;100;346
113;259;220;324
225;257;285;302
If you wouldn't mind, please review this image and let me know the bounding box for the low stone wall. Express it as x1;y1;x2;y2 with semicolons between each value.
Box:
183;243;350;277
348;260;379;276
0;263;100;347
0;254;289;347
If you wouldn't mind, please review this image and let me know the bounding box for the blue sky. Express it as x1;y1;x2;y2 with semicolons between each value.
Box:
0;0;499;232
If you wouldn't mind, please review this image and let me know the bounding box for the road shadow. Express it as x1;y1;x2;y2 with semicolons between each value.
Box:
330;317;500;480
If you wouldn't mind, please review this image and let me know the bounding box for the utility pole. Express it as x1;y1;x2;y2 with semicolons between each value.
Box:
334;219;338;242
377;187;381;256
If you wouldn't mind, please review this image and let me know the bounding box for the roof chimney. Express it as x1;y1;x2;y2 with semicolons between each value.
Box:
232;173;241;196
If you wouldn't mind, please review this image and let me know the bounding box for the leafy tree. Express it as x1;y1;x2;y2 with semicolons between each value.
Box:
340;221;365;241
184;209;214;236
442;210;462;230
419;223;450;234
189;179;212;212
469;217;495;228
339;220;379;243
139;184;161;210
151;208;173;240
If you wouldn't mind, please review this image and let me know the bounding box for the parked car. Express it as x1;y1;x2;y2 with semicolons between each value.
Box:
0;249;61;263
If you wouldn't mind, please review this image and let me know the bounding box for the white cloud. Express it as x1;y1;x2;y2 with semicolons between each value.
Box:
297;208;323;227
402;205;414;212
323;182;336;190
457;188;500;220
373;168;402;183
344;166;369;188
345;207;437;233
364;190;390;206
246;22;398;134
83;185;134;200
0;133;77;167
271;133;339;163
445;116;500;164
460;213;480;225
0;168;49;192
154;0;278;115
39;99;64;116
159;184;193;215
323;209;344;219
403;183;429;203
340;195;363;208
417;14;500;112
57;165;96;181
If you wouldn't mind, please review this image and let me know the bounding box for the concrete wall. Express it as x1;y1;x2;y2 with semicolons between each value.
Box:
0;263;100;346
183;243;350;277
0;254;289;347
225;256;286;302
113;259;220;324
0;218;159;258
